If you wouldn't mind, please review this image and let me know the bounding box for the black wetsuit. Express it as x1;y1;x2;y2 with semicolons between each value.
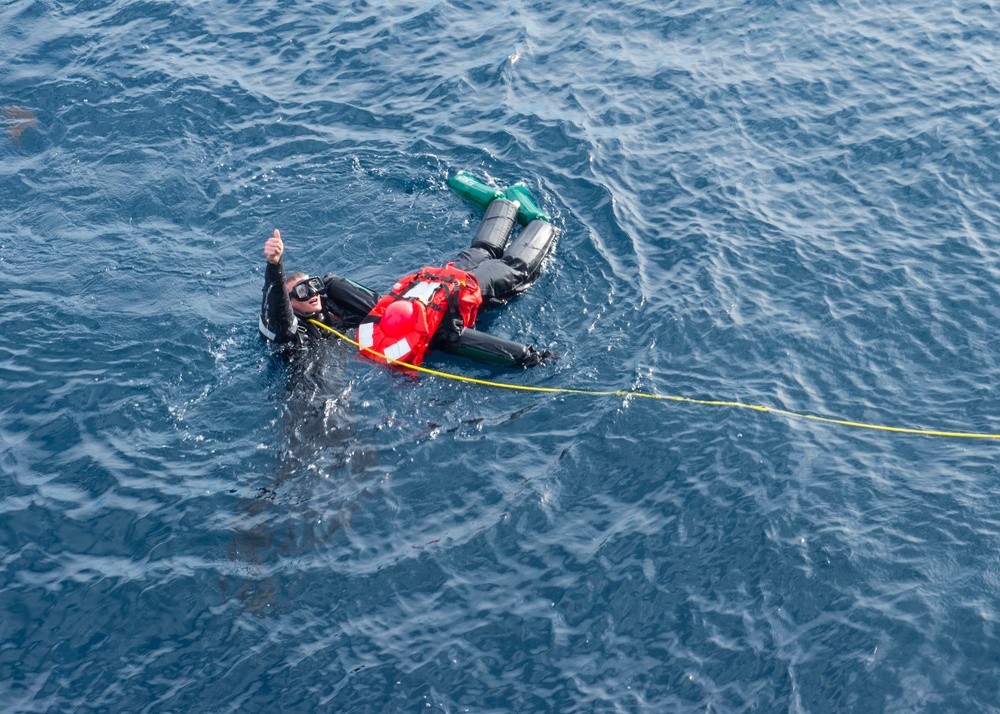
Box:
259;199;557;367
259;263;379;347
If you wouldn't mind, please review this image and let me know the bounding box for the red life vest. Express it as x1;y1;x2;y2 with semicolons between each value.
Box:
357;264;482;367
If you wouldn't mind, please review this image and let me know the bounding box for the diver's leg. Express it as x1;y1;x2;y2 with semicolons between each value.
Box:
472;219;557;310
452;199;519;271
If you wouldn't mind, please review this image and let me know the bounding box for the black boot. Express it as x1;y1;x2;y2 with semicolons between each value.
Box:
502;219;557;282
469;199;519;259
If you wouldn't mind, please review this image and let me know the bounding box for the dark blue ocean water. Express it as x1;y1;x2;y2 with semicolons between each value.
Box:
4;0;1000;711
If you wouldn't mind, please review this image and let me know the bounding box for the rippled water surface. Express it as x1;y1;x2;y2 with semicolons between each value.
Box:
4;0;1000;711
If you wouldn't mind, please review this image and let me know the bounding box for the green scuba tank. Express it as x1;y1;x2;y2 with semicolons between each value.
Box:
448;171;505;209
504;184;549;224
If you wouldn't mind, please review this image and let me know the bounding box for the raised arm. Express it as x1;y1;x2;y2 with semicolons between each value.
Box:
263;228;284;265
259;229;298;343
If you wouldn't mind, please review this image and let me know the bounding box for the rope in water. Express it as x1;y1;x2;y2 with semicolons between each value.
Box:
308;319;1000;441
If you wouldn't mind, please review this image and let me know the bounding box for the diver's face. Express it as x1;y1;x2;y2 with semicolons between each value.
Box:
290;293;321;313
287;277;323;314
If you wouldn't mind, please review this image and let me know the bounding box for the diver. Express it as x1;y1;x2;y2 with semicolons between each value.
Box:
259;190;558;368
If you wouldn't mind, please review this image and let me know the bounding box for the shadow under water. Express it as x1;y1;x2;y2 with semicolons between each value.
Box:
224;340;383;616
2;105;38;145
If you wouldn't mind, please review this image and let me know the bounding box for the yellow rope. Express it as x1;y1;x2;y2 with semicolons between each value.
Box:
307;319;1000;441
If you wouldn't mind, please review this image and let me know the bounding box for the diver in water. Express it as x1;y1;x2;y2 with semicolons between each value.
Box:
259;193;558;368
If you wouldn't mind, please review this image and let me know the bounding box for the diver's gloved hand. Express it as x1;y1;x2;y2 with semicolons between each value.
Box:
522;347;559;367
439;316;465;351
